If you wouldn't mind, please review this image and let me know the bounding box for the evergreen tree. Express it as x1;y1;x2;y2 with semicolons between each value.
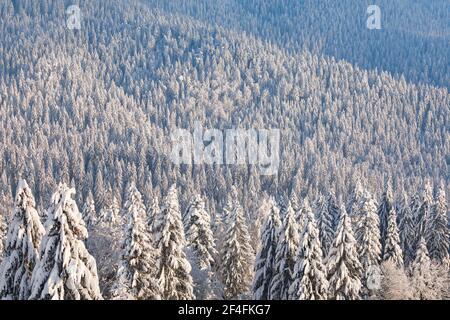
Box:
81;192;96;231
315;194;334;257
289;199;328;300
184;195;219;299
327;206;362;300
252;198;281;300
29;184;102;300
154;184;194;300
221;202;254;299
0;213;6;262
269;202;299;300
326;191;340;230
0;180;45;299
382;208;404;268
146;197;159;236
416;182;433;246
378;178;394;253
112;184;160;300
355;192;381;297
411;238;434;299
398;192;416;265
426;183;449;263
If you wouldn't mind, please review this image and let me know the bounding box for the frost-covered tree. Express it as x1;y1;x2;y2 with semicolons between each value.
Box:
416;182;433;246
146;197;159;236
81;192;96;231
426;183;449;263
0;213;6;262
252;198;281;300
184;195;219;300
29;184;102;300
112;184;160;300
379;261;412;300
378;178;394;253
0;180;45;300
289;199;328;300
326;191;340;231
382;208;404;268
410;238;434;300
269;202;299;300
327;206;362;300
398;192;416;265
314;195;334;257
355;192;381;297
154;184;194;300
347;179;365;230
221;202;254;299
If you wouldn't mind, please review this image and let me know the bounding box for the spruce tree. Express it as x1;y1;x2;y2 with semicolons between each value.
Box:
81;192;96;231
221;202;254;299
252;198;281;300
355;192;381;297
416;182;433;246
398;192;416;265
0;180;45;299
29;184;102;300
426;183;449;263
289;199;328;300
315;194;335;257
327;206;362;300
378;178;394;253
154;184;194;300
112;184;160;300
411;237;434;299
269;202;299;300
184;195;219;299
382;208;404;268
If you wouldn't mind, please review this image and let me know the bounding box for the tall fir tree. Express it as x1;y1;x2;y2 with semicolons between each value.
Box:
221;202;254;299
269;202;299;300
416;182;433;247
378;178;394;253
29;184;102;300
112;184;160;300
81;191;97;231
0;180;45;299
289;199;328;300
252;198;281;300
355;192;381;297
398;192;416;265
410;237;434;299
184;195;219;299
426;183;449;263
154;184;194;300
382;207;404;268
327;206;362;300
314;194;335;257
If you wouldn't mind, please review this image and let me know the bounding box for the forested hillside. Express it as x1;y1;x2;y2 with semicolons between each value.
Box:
0;0;448;300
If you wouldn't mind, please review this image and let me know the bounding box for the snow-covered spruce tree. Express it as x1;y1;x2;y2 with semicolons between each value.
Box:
347;179;365;230
398;192;416;265
154;184;194;300
355;192;381;297
411;238;434;299
289;199;328;300
29;184;102;300
269;202;299;300
221;202;254;299
416;182;433;247
0;213;6;262
326;191;340;230
184;195;219;300
377;178;394;253
0;180;45;300
382;207;404;268
146;197;159;236
314;194;334;257
252;198;281;300
426;183;449;263
81;192;96;231
327;206;362;300
112;184;160;300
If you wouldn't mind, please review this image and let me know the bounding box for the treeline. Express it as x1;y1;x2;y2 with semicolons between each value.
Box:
0;178;448;300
